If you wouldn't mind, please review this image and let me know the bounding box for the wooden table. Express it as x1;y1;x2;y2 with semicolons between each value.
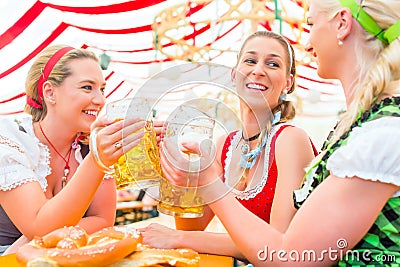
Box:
125;214;233;266
0;215;233;266
127;213;228;233
0;253;16;266
0;252;233;266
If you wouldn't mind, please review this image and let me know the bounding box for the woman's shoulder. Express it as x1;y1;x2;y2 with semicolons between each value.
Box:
0;116;49;192
327;117;400;190
273;123;318;156
362;115;400;127
0;117;20;132
0;115;33;133
0;115;38;153
347;116;400;143
0;117;25;144
274;123;312;145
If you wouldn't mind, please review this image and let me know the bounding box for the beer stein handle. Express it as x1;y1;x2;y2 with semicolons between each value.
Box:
90;127;115;174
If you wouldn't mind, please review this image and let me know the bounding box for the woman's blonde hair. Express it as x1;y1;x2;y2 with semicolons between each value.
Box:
310;0;400;143
237;31;297;123
25;45;99;122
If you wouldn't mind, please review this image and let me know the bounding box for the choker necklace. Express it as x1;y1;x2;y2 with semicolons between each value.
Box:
39;123;73;188
242;132;261;142
240;111;282;169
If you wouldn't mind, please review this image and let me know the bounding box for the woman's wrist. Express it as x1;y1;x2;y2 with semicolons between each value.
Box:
75;154;107;182
175;229;202;249
175;229;188;248
90;150;115;174
198;176;231;205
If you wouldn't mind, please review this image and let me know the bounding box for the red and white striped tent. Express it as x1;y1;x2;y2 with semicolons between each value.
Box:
0;0;345;126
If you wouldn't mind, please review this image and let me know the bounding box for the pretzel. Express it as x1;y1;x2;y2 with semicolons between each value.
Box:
16;226;142;267
110;245;201;267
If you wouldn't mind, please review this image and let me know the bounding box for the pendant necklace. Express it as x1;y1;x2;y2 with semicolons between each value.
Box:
241;132;261;154
39;123;73;188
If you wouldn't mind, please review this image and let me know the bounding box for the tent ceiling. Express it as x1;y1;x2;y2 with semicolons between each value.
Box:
0;0;345;116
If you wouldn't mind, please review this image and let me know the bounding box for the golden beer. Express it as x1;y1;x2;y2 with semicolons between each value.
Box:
105;98;161;190
157;178;204;218
113;121;162;190
157;109;215;218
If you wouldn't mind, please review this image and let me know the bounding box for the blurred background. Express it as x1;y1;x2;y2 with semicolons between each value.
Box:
0;0;345;148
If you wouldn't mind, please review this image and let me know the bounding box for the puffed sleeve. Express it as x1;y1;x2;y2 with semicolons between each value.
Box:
0;117;50;191
326;117;400;190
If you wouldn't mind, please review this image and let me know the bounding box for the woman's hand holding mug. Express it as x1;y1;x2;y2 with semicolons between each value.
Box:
90;115;145;172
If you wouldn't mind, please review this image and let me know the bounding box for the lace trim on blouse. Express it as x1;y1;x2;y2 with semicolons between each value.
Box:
0;135;24;154
35;142;51;191
0;117;114;193
0;117;50;192
22;117;51;191
223;124;288;200
0;140;50;192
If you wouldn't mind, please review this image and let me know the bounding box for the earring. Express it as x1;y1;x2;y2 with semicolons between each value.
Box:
279;89;288;101
338;39;344;46
49;99;56;104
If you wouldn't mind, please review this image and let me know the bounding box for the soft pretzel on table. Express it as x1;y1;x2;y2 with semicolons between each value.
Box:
109;245;201;267
16;225;142;267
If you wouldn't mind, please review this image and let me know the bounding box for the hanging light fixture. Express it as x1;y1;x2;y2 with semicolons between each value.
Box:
99;52;111;70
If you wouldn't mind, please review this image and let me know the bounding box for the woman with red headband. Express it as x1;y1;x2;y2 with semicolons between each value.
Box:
160;0;400;265
0;45;145;254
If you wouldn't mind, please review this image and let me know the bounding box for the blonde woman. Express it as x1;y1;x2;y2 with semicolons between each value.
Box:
0;45;145;254
160;0;400;266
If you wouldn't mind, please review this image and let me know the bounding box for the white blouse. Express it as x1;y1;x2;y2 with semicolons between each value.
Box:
0;116;101;192
326;117;400;197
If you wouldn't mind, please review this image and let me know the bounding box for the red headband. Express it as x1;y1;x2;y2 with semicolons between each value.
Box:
27;46;74;109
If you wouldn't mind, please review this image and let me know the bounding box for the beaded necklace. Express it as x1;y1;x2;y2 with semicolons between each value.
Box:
39;123;73;188
294;96;400;208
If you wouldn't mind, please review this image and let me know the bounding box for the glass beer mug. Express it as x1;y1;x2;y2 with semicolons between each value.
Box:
157;105;215;218
91;98;162;190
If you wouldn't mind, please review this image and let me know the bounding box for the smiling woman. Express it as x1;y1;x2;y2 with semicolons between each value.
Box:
151;0;400;266
0;45;147;255
139;31;318;261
